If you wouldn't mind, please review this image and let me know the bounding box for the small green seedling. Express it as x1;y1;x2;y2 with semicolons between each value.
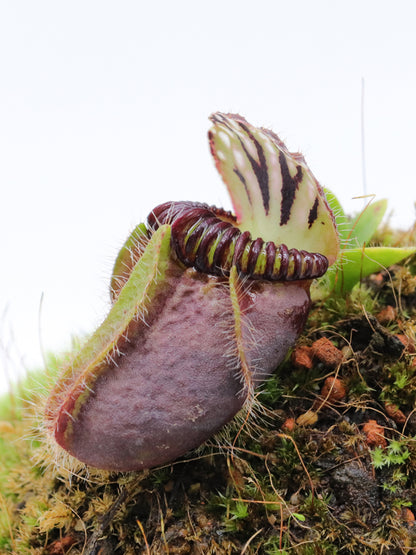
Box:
371;438;411;470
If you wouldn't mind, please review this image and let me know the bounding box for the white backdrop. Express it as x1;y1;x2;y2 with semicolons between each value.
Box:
1;0;416;392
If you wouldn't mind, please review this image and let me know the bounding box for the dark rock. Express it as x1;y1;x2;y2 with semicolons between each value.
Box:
330;460;379;514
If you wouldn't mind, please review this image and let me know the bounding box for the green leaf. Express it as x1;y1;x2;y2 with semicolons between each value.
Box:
326;246;416;294
348;198;388;247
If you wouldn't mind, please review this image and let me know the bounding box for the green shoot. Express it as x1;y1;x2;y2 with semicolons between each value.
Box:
317;190;416;295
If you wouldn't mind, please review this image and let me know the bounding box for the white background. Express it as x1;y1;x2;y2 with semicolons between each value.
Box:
1;1;416;392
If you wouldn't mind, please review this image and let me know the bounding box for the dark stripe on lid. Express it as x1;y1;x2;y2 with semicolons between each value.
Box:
308;196;319;229
233;167;252;204
279;152;302;226
237;122;270;213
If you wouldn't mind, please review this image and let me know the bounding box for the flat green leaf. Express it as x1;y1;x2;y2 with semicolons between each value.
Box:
325;246;416;294
348;198;388;247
